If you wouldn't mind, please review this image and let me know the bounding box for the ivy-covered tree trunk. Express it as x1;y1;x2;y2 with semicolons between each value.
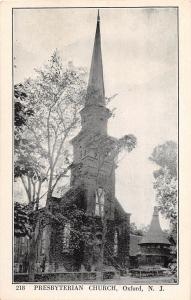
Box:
28;232;37;282
97;218;107;280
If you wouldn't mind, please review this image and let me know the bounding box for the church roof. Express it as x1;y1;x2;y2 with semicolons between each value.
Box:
139;207;170;245
114;198;127;217
86;10;105;106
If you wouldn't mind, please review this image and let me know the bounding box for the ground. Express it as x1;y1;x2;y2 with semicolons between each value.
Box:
113;275;175;284
89;275;176;284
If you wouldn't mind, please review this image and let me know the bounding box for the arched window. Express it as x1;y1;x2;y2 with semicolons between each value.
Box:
62;223;71;251
95;188;105;217
113;229;118;257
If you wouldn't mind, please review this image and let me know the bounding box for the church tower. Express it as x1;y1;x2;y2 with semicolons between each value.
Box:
70;11;115;219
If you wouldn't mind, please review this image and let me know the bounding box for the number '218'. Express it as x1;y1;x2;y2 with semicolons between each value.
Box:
16;285;25;290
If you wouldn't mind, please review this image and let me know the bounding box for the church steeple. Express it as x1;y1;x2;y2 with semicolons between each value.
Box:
86;10;105;106
76;10;111;135
70;11;115;219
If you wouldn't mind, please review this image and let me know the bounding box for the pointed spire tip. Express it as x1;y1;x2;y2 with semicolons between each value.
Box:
86;7;105;106
97;9;100;22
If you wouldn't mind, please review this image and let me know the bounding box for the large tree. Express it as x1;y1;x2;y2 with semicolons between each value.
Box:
14;51;87;209
149;141;177;232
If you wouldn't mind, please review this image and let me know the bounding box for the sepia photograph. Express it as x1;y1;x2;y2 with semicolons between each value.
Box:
13;7;178;284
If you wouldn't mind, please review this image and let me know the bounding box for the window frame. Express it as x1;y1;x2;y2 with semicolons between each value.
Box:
95;187;105;217
62;222;71;251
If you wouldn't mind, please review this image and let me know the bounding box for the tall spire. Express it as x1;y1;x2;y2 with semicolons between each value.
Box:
86;10;105;106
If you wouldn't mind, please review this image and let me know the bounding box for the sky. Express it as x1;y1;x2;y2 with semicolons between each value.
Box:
13;8;178;229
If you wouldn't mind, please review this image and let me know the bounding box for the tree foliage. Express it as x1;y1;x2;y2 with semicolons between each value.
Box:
150;141;177;231
14;51;87;207
14;84;33;129
14;202;32;237
130;222;150;236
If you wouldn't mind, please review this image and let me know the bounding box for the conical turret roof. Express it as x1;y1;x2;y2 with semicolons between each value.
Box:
86;10;105;106
139;207;170;245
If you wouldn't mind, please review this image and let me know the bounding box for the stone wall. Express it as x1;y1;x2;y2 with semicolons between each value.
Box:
47;203;130;272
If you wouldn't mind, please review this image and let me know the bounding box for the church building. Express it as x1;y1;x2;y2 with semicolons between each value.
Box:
36;11;131;274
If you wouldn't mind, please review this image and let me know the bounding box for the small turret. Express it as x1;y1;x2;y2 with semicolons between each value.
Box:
140;206;170;245
138;206;171;267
